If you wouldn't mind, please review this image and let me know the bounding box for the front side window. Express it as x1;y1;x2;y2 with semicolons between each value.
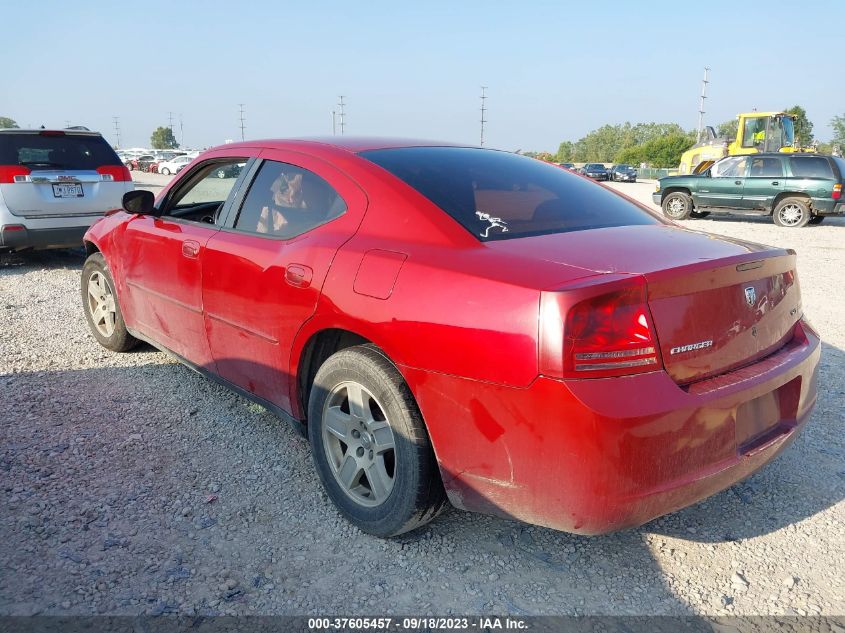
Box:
749;157;783;178
162;159;247;222
361;147;659;242
712;156;748;178
233;160;347;238
790;157;834;179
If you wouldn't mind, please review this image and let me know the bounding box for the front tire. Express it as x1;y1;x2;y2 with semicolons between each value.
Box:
307;345;446;537
773;197;811;228
81;253;138;352
662;192;692;220
160;167;170;176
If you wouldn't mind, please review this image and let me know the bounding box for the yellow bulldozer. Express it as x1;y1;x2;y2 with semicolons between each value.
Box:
679;111;815;174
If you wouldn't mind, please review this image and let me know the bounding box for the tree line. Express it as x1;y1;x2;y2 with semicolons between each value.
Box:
528;105;844;167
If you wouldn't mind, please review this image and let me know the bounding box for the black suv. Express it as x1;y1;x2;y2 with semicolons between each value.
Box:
653;153;845;227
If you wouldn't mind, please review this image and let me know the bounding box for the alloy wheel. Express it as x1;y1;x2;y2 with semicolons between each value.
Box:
666;196;687;218
86;271;117;337
778;204;804;227
322;381;396;507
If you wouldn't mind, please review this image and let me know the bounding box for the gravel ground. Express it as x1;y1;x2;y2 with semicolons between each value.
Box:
0;176;843;618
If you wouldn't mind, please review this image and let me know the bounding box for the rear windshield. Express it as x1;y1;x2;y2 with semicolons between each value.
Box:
585;163;604;169
360;147;659;241
789;156;834;179
0;133;122;170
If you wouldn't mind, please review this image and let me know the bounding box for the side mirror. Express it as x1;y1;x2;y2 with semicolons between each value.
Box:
122;190;156;215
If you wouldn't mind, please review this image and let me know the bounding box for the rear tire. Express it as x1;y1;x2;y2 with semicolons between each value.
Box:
81;253;138;352
662;192;692;220
773;197;811;228
160;168;170;176
307;345;446;537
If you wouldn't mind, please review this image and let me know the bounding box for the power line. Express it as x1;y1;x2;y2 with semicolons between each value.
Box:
479;86;488;147
697;67;710;142
337;96;346;135
112;116;121;148
238;104;246;141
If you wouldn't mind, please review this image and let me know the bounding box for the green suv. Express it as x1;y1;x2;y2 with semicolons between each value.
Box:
653;153;845;227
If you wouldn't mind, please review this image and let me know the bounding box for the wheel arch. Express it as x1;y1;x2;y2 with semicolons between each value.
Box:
661;186;692;203
771;192;811;215
293;326;376;422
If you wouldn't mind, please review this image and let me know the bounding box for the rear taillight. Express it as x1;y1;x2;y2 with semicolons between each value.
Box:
0;165;31;184
563;283;661;378
96;165;132;182
833;184;841;200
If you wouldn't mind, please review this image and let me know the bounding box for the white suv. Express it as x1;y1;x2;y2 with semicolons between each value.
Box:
0;129;134;251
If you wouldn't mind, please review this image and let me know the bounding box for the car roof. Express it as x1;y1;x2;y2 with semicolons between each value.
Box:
743;152;827;159
0;129;103;137
217;137;474;154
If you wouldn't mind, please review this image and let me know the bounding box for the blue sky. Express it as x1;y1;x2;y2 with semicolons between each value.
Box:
2;1;842;151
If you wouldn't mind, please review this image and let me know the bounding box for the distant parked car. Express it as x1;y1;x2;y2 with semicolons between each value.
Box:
653;153;845;227
582;163;608;181
214;163;243;179
158;155;194;176
127;155;156;172
558;162;575;171
610;164;638;182
0;128;133;251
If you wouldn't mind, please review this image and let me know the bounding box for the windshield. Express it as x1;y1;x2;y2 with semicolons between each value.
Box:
616;164;633;171
360;147;659;242
585;163;604;170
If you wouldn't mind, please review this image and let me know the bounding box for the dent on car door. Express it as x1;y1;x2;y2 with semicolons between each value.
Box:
118;157;252;366
201;151;368;413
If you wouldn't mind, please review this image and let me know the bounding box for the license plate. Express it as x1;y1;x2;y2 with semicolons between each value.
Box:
52;183;84;198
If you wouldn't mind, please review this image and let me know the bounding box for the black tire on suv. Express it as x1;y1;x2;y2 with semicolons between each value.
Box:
773;197;811;228
662;192;692;220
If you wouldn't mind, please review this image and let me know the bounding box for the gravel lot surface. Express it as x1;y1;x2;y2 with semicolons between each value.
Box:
1;175;843;618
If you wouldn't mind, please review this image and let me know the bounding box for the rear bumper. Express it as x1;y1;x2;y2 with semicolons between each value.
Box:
824;202;845;215
405;320;820;535
0;224;89;250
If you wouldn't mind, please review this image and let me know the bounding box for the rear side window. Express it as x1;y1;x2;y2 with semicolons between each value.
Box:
0;133;122;170
233;160;347;238
749;157;783;178
361;147;658;241
790;157;834;179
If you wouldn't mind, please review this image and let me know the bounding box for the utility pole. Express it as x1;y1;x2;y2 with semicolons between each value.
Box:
238;104;246;141
337;96;346;135
332;110;337;136
168;111;174;133
480;86;488;147
112;116;121;148
179;114;184;148
64;119;71;128
696;67;710;143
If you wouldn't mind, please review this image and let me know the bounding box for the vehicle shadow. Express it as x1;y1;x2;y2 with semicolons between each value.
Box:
0;248;85;273
1;341;841;617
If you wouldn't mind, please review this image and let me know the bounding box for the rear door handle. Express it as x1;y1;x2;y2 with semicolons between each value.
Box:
771;181;779;186
285;264;313;288
734;180;743;185
182;240;200;259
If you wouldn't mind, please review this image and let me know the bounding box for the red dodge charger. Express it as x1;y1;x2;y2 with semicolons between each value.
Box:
80;138;820;537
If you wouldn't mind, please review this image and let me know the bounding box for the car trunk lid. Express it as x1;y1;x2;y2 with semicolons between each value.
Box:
487;224;802;384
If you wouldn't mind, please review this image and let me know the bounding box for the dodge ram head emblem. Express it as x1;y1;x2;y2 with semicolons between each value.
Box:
744;286;756;306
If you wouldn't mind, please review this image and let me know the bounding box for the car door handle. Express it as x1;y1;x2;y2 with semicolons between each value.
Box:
285;264;313;288
181;240;200;259
735;180;743;185
771;181;779;186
